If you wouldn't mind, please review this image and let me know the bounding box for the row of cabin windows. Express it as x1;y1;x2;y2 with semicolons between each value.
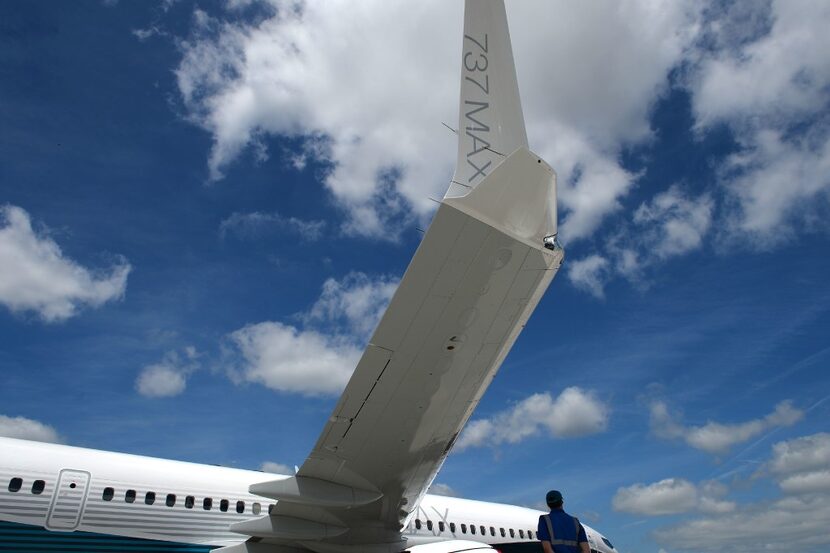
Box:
7;478;45;495
101;487;262;514
7;478;261;516
412;519;534;540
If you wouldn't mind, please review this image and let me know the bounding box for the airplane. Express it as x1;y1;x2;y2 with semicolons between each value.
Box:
0;2;619;553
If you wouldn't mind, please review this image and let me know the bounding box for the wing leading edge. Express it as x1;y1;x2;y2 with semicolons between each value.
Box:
225;2;563;553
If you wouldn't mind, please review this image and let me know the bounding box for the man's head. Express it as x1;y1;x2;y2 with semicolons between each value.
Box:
546;489;564;509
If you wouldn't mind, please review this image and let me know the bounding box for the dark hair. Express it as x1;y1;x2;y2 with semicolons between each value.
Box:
547;499;563;509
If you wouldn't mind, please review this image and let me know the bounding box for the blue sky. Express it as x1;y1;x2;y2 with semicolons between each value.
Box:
1;1;830;552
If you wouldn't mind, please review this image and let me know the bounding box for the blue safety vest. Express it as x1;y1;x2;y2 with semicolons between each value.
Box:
539;511;584;553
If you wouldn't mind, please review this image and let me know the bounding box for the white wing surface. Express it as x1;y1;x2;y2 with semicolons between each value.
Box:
227;2;563;553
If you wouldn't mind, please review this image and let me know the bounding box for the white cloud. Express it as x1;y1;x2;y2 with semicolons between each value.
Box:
174;1;702;241
692;1;830;129
654;494;830;553
304;272;399;340
649;400;803;456
0;205;131;322
132;26;166;41
566;254;610;299
768;432;830;476
228;271;395;396
428;483;457;497
219;211;326;241
651;433;830;552
778;470;830;495
765;433;830;496
689;0;830;243
456;387;609;450
719;130;830;243
613;478;737;516
613;478;699;516
260;461;293;475
135;347;200;398
568;185;713;297
230;321;360;396
632;186;713;260
0;415;63;443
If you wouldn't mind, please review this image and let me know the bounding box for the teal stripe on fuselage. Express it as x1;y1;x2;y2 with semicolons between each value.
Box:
0;521;215;552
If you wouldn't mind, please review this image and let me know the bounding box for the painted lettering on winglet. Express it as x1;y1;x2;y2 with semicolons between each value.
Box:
463;33;491;184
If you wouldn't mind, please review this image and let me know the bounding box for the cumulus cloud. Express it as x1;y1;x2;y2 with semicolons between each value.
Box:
456;387;609;450
0;415;63;443
566;255;610;299
719;130;830;243
655;494;830;553
613;478;699;516
260;461;293;475
555;1;830;298
428;483;457;497
650;399;803;456
304;272;399;340
613;478;735;516
174;1;702;240
0;205;131;322
691;1;830;129
135;347;200;398
230;321;360;396
219;211;326;241
228;272;396;396
567;186;713;297
653;432;830;552
768;432;830;476
632;186;713;260
689;0;830;243
766;433;830;496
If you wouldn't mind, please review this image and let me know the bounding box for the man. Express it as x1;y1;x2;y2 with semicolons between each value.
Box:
537;490;589;553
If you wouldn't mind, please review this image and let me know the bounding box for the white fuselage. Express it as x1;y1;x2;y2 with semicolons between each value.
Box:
0;437;615;553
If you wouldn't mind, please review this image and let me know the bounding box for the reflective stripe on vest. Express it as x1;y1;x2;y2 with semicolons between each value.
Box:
543;514;580;547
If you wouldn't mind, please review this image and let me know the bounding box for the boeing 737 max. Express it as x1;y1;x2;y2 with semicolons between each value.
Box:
0;2;618;553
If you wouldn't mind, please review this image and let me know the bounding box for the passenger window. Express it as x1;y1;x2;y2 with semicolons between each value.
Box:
31;480;45;495
103;487;114;501
519;529;525;539
8;478;22;492
439;521;445;532
471;525;476;535
236;501;244;514
490;526;495;536
203;497;213;510
510;529;515;538
145;492;156;505
500;528;506;537
480;526;485;535
253;502;261;515
461;523;467;534
529;530;534;539
450;522;456;533
166;494;176;507
427;520;433;531
220;499;229;512
125;489;136;503
185;496;194;509
415;519;421;530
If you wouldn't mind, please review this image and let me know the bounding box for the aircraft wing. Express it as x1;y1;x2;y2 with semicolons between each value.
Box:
225;2;563;553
